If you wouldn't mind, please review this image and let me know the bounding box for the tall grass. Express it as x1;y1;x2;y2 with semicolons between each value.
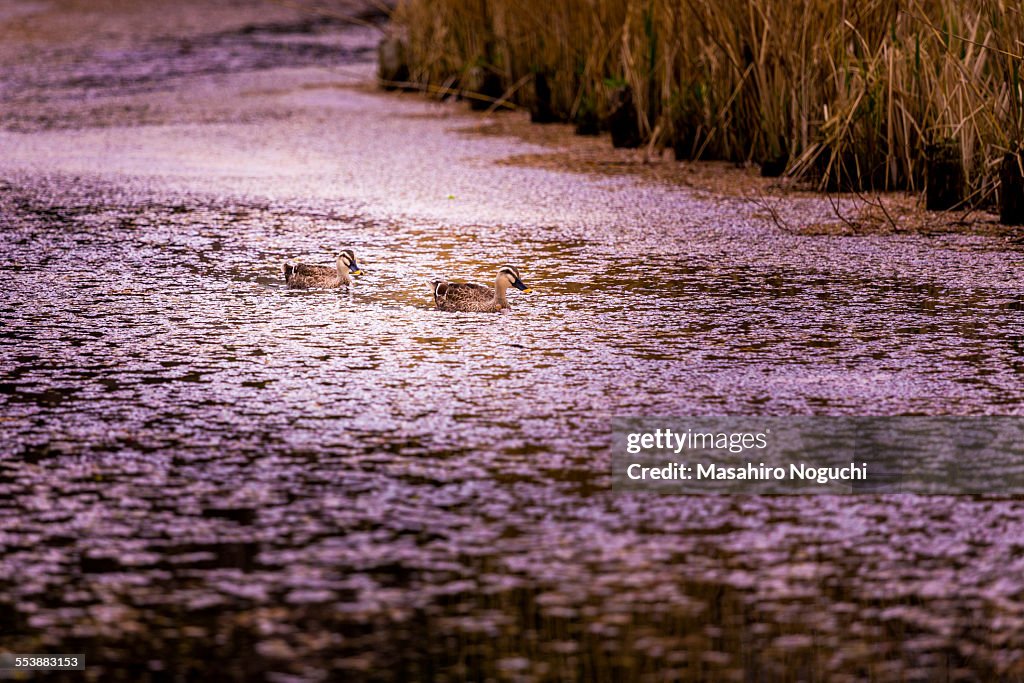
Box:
391;0;1023;197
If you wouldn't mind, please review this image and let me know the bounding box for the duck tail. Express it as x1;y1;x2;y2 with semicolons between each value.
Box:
431;280;447;306
283;262;294;281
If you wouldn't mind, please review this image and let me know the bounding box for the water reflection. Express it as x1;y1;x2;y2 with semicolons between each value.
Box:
2;180;1024;680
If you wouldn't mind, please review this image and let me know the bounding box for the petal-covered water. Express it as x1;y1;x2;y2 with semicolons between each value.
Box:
1;2;1023;680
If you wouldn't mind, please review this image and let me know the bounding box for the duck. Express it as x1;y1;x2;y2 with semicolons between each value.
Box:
432;265;532;312
283;249;362;288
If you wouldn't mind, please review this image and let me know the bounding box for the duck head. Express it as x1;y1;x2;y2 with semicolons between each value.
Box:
338;249;362;275
498;265;532;293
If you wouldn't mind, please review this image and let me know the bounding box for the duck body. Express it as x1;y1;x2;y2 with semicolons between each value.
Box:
432;265;531;312
284;263;348;289
432;282;506;312
284;249;361;289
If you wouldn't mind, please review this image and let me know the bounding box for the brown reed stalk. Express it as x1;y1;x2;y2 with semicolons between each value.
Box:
391;0;1024;203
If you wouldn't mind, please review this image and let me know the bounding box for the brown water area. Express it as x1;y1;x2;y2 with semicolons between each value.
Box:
2;1;1024;681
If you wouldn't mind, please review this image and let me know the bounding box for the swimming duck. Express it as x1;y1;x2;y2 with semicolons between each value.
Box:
432;265;532;312
283;249;362;288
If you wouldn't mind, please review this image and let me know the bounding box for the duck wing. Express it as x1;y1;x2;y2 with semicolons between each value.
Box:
446;283;493;300
284;262;340;288
432;281;494;310
291;263;335;277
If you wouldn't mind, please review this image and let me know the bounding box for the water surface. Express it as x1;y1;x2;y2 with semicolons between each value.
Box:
1;5;1024;681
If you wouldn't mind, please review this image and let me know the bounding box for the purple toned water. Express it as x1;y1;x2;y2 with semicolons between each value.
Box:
1;4;1023;680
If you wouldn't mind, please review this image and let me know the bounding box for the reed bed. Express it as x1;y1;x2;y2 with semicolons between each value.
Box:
389;0;1023;200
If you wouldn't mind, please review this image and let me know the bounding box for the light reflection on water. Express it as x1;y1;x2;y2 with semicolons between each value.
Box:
2;184;1024;680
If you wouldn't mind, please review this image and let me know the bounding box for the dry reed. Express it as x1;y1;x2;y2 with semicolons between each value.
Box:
389;0;1023;199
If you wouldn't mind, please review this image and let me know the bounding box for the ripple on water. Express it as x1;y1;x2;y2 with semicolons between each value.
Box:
2;163;1024;677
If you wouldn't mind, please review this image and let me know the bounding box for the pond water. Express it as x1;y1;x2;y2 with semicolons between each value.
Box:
1;5;1024;681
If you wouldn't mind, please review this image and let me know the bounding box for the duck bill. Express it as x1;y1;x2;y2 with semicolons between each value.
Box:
513;279;532;293
349;263;363;275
